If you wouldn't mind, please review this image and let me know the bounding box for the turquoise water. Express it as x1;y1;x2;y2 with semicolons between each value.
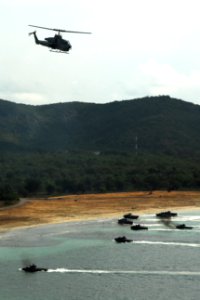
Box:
0;211;200;299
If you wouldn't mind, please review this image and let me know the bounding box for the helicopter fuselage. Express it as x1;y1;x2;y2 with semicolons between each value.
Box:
45;34;71;51
31;31;71;52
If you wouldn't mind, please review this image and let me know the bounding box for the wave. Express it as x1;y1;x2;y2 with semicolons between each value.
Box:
47;268;200;276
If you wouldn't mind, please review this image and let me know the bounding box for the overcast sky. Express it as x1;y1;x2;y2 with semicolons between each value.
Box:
1;0;200;105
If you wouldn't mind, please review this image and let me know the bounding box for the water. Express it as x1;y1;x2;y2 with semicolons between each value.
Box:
0;210;200;299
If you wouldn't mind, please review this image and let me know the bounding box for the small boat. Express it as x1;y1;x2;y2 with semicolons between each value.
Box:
176;224;193;230
156;211;177;218
123;213;139;219
22;264;48;273
118;218;133;225
115;236;133;243
131;224;148;231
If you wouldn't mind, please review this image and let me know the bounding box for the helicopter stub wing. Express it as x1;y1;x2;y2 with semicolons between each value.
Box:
28;25;91;34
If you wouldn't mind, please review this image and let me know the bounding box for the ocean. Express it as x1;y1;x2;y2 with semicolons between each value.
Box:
0;210;200;300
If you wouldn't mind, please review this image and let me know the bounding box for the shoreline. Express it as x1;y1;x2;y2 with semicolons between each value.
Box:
1;190;200;232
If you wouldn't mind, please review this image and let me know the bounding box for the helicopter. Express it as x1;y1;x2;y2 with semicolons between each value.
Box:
28;25;91;53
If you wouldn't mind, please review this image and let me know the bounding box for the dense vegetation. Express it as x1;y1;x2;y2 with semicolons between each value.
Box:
1;151;200;201
1;95;200;202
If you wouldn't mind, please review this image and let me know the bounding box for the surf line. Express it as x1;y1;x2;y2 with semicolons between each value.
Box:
47;269;200;276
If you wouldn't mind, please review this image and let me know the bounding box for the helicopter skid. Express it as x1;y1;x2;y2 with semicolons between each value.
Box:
50;50;69;54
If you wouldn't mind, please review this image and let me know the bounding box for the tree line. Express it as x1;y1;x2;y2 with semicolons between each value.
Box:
1;151;200;203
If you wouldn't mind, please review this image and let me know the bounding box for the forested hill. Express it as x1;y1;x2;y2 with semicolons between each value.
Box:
1;95;200;156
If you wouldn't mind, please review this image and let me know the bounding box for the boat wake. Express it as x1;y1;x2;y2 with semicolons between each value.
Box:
47;268;200;276
143;216;200;222
134;241;200;247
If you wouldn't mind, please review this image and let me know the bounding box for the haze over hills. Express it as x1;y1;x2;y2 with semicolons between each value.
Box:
1;95;200;156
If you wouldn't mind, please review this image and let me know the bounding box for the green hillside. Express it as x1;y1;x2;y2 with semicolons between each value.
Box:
0;95;200;156
1;95;200;199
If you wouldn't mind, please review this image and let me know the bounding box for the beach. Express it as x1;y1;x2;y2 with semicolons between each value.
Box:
0;190;200;232
1;191;200;300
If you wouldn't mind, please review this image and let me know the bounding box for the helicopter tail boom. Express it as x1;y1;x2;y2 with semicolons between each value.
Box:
28;31;40;44
29;31;49;47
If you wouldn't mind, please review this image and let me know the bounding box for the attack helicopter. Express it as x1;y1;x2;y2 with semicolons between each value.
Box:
28;25;91;53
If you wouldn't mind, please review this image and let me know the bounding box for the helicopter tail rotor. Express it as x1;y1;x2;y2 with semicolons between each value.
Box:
29;31;36;36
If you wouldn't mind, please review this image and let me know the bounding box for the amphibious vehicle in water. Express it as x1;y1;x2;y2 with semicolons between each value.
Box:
22;264;48;273
123;213;139;219
114;236;133;243
156;211;177;218
130;224;148;231
176;224;193;230
118;218;133;225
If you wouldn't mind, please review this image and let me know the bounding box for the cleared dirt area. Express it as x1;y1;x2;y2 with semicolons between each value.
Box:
0;190;200;231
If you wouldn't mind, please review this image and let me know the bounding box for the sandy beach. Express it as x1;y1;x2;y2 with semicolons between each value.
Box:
0;190;200;232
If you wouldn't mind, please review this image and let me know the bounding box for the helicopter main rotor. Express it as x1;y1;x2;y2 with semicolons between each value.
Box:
28;25;91;35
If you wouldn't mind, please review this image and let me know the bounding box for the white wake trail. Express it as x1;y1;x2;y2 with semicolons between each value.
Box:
47;269;200;276
134;241;200;247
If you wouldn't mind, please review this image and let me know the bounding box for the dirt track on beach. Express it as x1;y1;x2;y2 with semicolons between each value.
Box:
0;190;200;232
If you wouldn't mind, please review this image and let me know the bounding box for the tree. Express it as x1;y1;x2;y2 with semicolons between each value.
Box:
24;178;41;194
0;184;19;204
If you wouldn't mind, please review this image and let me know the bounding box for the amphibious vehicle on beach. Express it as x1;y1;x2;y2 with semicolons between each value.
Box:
22;264;48;273
156;211;178;218
123;213;139;219
115;236;133;243
130;224;148;231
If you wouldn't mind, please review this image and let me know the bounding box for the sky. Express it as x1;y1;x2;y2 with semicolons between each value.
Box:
1;0;200;106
